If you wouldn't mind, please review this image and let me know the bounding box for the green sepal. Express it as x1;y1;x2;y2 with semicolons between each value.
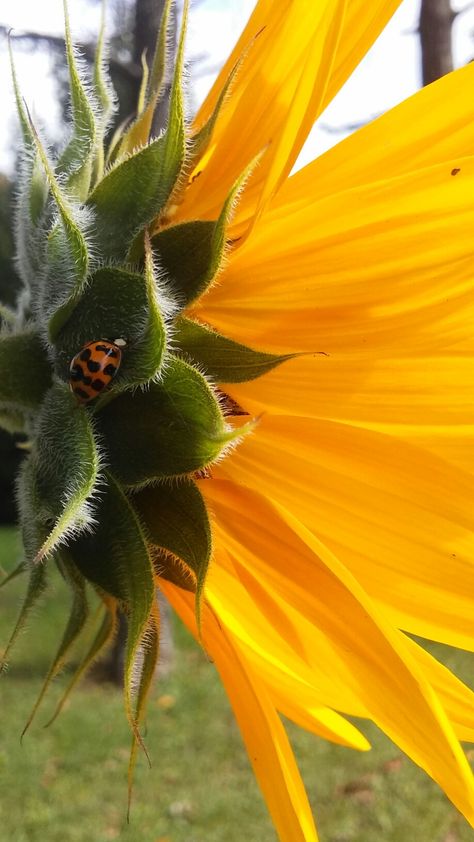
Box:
150;161;249;308
27;124;90;340
0;561;47;673
97;356;235;486
91;0;116;185
21;555;89;738
127;609;159;819
87;134;183;262
45;600;116;728
8;37;48;284
151;220;215;307
44;597;117;727
68;472;156;748
187;51;244;171
44;212;91;342
151;553;195;592
0;410;26;435
17;456;50;562
28;123;89;297
0;330;52;412
0;304;17;327
174;317;296;383
132;478;211;626
53;266;166;387
136;52;150;117
32;383;101;561
0;559;27;589
118;0;173;157
159;0;187;192
56;0;97;201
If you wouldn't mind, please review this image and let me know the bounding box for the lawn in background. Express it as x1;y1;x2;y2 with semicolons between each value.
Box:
0;526;473;842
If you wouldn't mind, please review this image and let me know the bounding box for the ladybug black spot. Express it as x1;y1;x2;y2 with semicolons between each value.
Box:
80;348;92;361
96;343;118;356
70;365;83;381
91;378;106;392
87;359;101;373
103;363;117;377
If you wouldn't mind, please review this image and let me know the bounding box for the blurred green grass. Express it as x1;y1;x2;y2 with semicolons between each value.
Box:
0;526;472;842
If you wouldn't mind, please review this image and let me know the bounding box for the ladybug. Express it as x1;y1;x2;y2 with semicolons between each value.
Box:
69;338;126;403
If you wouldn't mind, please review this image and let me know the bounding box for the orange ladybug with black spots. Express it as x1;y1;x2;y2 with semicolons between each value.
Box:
69;338;126;403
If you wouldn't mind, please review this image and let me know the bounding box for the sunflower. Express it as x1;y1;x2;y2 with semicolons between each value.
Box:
2;1;474;840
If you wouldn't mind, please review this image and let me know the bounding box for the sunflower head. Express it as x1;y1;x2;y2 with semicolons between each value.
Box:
0;0;287;777
3;2;474;839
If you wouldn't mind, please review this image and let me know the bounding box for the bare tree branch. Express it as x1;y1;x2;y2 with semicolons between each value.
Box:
1;25;142;84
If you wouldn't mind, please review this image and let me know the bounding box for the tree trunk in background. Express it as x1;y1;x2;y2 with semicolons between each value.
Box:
419;0;454;86
133;0;165;68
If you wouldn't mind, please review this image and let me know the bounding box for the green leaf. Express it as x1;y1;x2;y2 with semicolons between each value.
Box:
21;556;89;738
52;264;166;388
132;478;211;627
0;330;52;412
87;134;183;263
56;0;97;200
97;356;239;486
118;0;173;157
68;472;156;748
45;598;117;727
151;158;253;307
32;383;101;561
174;317;295;383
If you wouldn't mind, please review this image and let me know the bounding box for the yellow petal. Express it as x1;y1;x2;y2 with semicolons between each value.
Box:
202;479;474;822
278;62;474;207
194;157;474;355
208;532;473;748
224;353;474;471
405;638;474;744
225;353;474;424
180;0;401;225
207;542;370;750
216;417;474;650
161;580;320;842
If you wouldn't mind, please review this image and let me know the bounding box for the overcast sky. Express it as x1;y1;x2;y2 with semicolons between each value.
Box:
1;0;474;174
